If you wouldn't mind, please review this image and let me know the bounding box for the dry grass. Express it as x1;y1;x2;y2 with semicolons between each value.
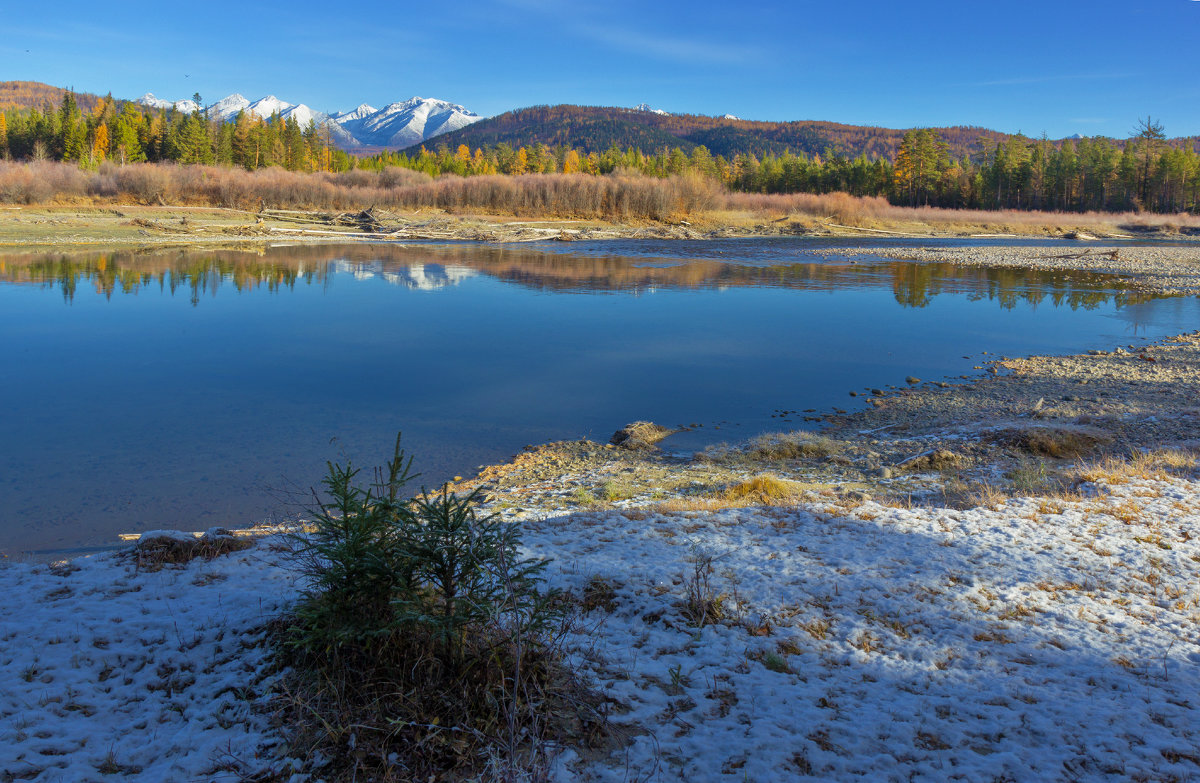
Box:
725;190;1200;234
273;617;607;782
1077;448;1199;484
697;432;840;465
581;576;619;613
748;432;840;461
127;530;251;572
723;475;805;505
988;425;1112;460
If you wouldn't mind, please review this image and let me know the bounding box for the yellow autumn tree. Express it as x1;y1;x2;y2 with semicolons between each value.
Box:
471;147;489;174
0;113;8;155
91;122;109;162
562;149;581;174
514;147;529;174
456;144;471;165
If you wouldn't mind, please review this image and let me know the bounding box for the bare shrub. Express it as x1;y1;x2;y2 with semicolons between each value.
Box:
0;161;87;203
115;163;175;204
87;162;119;198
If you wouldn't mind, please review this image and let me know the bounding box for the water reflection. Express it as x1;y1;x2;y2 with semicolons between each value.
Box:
0;242;1193;554
0;243;1151;312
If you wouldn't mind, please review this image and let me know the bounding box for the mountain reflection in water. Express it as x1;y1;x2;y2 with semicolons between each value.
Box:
0;241;1192;554
0;243;1150;311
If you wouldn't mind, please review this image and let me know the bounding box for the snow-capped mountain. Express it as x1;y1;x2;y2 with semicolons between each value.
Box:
135;91;481;151
633;103;670;116
206;93;251;122
341;97;479;148
137;93;200;114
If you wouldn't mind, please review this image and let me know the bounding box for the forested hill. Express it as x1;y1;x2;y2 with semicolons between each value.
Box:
401;104;1014;160
0;81;101;113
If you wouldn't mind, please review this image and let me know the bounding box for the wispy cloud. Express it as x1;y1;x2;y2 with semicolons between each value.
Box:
573;25;762;66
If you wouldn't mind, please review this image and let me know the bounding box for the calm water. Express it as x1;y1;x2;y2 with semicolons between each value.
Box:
2;239;1198;554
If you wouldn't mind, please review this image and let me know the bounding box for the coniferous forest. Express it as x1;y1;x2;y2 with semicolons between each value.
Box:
1;86;1198;215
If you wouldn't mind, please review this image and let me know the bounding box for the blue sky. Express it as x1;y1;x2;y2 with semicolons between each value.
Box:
3;0;1198;138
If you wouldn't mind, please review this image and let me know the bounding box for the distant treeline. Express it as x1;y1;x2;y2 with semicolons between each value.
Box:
361;120;1200;214
0;91;1197;215
0;92;353;172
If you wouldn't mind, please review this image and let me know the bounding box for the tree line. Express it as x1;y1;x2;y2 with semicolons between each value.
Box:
1;91;1195;214
0;92;354;172
359;118;1199;214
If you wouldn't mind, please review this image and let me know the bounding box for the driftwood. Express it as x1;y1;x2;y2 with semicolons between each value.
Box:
257;206;401;233
1035;249;1120;261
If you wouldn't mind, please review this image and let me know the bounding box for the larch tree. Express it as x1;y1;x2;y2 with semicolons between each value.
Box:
91;122;108;162
562;148;581;174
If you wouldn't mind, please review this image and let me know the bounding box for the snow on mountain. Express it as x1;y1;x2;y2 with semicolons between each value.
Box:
337;96;481;149
136;91;479;151
721;113;741;121
246;95;294;120
330;103;377;123
633;103;670;116
137;93;200;114
207;93;251;122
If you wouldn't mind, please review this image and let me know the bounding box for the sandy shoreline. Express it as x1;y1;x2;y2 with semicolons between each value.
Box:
3;204;1200;252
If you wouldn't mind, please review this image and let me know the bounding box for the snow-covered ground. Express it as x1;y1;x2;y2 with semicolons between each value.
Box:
3;474;1199;781
0;544;300;781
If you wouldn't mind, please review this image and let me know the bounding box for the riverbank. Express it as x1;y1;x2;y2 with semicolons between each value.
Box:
3;224;1199;779
3;326;1198;780
3;203;1200;250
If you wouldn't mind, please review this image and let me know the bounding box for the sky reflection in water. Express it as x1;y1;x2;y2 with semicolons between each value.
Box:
1;240;1197;553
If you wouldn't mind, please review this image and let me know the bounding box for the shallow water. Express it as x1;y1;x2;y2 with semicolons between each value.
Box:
1;239;1197;554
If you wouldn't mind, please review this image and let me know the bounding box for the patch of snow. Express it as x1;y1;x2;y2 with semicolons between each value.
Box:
633;102;670;115
721;113;741;121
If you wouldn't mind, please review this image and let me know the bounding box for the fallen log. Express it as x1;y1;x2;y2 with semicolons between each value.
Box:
1034;249;1120;261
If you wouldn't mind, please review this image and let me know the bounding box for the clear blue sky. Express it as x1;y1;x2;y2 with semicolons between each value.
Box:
3;0;1198;138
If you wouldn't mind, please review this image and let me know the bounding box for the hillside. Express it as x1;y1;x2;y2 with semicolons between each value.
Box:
403;104;1014;161
0;80;101;113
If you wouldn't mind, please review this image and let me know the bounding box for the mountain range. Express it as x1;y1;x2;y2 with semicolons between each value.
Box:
137;92;481;151
402;104;1023;162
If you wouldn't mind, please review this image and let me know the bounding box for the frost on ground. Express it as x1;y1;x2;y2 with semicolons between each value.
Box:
0;544;298;782
3;476;1199;782
537;475;1200;782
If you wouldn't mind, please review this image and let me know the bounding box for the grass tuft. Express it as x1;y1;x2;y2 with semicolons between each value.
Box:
128;530;251;572
724;474;804;505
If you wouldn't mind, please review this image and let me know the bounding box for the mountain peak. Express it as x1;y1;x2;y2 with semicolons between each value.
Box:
634;103;670;116
134;89;481;151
